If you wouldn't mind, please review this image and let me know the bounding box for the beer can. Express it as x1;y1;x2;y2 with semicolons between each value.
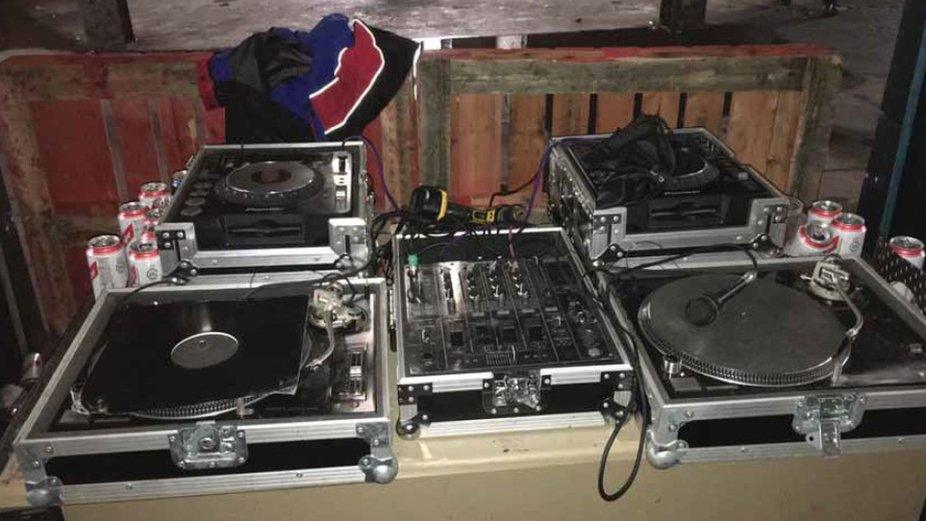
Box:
170;169;188;194
807;200;842;226
889;236;925;269
127;241;162;287
784;222;837;257
139;223;158;245
831;212;866;257
86;235;128;297
152;195;172;210
117;201;147;245
138;181;170;208
145;207;163;227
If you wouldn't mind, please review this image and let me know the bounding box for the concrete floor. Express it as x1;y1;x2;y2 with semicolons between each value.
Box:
0;0;906;208
727;0;903;209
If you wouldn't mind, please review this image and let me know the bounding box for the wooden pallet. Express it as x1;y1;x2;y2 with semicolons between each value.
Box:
0;45;841;336
404;45;841;208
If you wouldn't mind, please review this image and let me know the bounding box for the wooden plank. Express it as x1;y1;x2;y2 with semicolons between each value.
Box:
551;93;590;136
449;93;503;202
99;99;130;201
432;43;833;61
0;60;201;102
684;91;726;135
641;91;681;127
0;98;75;335
379;79;419;209
203;107;225;145
446;55;810;95
169;99;201;161
765;90;804;191
153;98;189;172
146;99;171;182
55;214;119;246
789;55;843;200
111;99;163;198
31;100;120;216
595;93;635;133
506;94;547;194
417;58;452;189
726;91;779;174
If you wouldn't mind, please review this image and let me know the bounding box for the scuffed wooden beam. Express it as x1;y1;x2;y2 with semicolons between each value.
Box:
789;54;844;201
78;0;135;50
126;0;661;51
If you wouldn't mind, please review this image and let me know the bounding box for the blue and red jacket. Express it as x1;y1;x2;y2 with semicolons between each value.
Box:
198;14;418;142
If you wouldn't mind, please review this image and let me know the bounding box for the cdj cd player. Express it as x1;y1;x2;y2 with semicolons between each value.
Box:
157;142;372;273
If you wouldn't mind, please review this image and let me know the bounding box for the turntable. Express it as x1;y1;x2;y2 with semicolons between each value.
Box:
13;274;396;506
157;141;371;273
602;250;926;468
548;127;790;262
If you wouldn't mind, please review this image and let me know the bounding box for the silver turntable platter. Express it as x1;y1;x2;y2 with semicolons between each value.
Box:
225;160;319;196
171;332;239;369
638;274;847;387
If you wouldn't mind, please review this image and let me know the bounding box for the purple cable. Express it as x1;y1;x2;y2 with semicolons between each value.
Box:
525;144;553;219
349;134;398;210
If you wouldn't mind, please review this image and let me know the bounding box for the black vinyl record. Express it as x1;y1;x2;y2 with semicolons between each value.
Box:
80;296;309;414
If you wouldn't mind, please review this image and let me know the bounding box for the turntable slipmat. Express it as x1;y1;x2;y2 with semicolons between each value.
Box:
80;296;309;414
638;274;846;386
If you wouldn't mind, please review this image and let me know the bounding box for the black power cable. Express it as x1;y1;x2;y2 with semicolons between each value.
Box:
598;318;649;502
590;243;759;502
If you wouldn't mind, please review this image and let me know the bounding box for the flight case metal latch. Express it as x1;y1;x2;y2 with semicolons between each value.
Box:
482;372;551;415
792;394;865;457
169;422;248;470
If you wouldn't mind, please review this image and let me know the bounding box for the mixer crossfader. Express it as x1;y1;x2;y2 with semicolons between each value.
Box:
402;253;619;377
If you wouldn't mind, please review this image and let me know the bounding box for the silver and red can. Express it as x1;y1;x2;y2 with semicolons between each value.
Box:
831;212;866;257
806;200;843;226
170;169;188;194
86;235;128;297
151;195;172;210
117;201;147;245
138;181;170;208
145;207;163;227
889;236;925;269
127;241;162;287
784;222;837;257
139;223;158;245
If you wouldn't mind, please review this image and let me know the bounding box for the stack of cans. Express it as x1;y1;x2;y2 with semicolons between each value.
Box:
784;199;926;270
784;199;868;258
86;180;169;297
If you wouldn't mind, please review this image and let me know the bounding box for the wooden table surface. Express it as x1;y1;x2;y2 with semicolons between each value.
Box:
2;418;926;520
